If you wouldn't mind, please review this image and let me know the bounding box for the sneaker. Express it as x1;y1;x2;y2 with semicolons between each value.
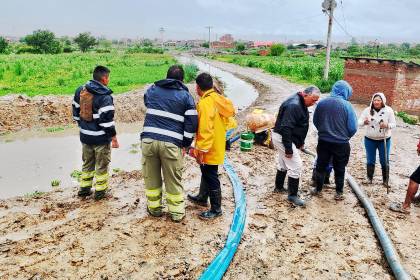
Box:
273;187;287;194
389;202;410;214
171;214;185;223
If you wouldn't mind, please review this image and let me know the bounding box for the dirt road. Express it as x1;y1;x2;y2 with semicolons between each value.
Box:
0;58;419;279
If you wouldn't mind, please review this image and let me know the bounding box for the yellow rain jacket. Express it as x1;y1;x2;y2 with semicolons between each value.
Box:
196;89;235;165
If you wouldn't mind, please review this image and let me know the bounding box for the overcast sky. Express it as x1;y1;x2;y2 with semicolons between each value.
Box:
1;0;419;43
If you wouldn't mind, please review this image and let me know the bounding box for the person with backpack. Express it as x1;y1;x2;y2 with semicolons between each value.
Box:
141;65;198;222
72;65;119;200
187;73;235;219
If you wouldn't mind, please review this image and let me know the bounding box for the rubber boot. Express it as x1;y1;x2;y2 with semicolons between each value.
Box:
274;169;287;193
382;166;389;186
287;177;305;207
199;189;222;219
367;164;375;184
78;187;92;197
311;170;325;196
324;172;331;185
335;173;345;199
187;178;209;207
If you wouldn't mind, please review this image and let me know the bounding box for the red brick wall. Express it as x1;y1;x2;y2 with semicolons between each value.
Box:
394;64;420;115
344;59;398;106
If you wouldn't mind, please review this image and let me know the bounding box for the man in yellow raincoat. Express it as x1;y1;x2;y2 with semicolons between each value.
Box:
188;73;235;219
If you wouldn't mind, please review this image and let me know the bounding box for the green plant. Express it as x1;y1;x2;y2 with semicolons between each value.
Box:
270;44;286;56
70;169;82;180
51;179;61;187
25;190;45;198
397;111;418;125
184;63;199;83
112;168;122;173
74;32;97;52
46;126;65;133
0;37;9;54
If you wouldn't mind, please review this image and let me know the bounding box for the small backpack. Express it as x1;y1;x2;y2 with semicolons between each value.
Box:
79;87;94;122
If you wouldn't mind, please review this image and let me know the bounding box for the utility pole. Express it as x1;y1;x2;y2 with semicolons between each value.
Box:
205;26;212;53
322;0;337;80
159;27;165;50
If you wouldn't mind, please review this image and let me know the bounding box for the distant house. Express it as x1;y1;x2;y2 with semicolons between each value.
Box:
253;41;274;48
343;57;420;115
292;43;325;49
211;34;235;49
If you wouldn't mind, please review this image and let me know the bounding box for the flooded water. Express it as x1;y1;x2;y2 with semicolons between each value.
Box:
0;124;142;199
0;56;259;199
177;56;258;110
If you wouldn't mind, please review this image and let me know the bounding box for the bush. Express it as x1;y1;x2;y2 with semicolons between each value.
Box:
23;30;62;54
235;42;245;52
396;111;418;125
74;32;97;52
0;37;9;54
184;64;199;83
270;44;286;56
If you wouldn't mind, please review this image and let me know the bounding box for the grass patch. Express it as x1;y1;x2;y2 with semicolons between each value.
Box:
25;190;45;198
0;52;175;96
183;63;199;83
51;179;61;187
46;126;65;133
70;169;82;181
396;111;418;125
209;54;344;92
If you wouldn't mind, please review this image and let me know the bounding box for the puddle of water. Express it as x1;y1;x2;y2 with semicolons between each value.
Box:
0;57;259;199
0;124;142;199
177;56;258;110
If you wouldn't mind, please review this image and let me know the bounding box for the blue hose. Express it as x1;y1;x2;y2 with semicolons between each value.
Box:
346;175;410;280
302;149;411;280
199;158;247;280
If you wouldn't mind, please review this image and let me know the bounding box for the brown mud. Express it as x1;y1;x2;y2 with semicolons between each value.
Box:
0;58;419;279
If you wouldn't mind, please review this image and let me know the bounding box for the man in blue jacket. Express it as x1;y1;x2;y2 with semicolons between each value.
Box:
141;65;198;222
312;80;357;200
72;65;119;200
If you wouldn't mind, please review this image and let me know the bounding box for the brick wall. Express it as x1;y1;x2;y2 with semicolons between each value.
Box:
344;58;420;115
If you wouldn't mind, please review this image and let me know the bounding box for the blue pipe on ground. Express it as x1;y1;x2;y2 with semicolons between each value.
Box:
302;148;410;280
199;158;247;280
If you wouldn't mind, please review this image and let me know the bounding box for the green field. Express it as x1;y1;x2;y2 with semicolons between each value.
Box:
210;54;344;92
0;52;176;96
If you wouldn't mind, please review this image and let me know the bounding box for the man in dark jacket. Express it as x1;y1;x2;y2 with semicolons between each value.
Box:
272;86;320;207
72;65;119;200
141;65;198;222
312;80;357;200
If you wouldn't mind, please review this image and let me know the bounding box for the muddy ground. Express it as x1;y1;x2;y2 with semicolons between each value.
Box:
0;58;419;279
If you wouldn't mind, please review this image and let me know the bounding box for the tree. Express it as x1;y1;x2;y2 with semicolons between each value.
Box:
401;42;410;50
201;42;209;48
24;30;62;54
74;32;97;52
0;37;9;53
235;42;245;52
270;44;286;56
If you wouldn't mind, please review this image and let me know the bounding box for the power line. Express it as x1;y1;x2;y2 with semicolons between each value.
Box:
340;0;348;34
327;10;354;39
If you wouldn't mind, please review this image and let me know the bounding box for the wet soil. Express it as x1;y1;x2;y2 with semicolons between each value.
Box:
0;57;419;279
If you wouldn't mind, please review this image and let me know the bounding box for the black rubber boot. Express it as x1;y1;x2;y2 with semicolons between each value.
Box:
187;178;209;207
287;177;305;207
324;172;331;185
274;170;287;193
367;164;375;184
94;189;108;200
311;170;325;196
382;166;389;186
199;189;222;219
335;174;345;194
78;187;92;197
